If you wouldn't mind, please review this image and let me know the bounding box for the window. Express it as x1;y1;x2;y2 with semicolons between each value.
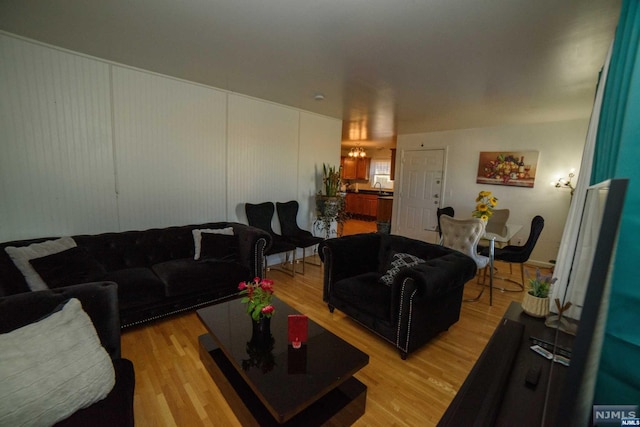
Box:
370;159;394;190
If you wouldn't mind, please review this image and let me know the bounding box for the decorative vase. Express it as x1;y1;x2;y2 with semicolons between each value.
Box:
314;195;346;239
251;316;273;348
243;316;275;372
521;292;550;318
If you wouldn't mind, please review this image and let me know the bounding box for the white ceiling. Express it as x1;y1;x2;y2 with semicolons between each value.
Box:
0;0;621;149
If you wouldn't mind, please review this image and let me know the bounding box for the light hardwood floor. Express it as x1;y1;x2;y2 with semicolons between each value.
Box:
121;227;545;426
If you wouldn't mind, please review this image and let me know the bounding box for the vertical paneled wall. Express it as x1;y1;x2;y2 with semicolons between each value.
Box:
227;94;300;226
0;33;341;241
298;112;342;229
0;35;118;240
112;67;227;230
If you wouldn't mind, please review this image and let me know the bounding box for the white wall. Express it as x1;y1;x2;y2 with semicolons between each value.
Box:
0;33;342;242
396;119;589;265
112;66;228;230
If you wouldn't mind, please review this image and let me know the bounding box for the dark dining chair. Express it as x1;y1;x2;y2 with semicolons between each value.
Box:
245;202;297;277
275;201;323;275
481;215;545;291
436;206;455;241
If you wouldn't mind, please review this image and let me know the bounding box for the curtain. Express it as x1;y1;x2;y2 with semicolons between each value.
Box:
594;0;640;405
549;43;613;320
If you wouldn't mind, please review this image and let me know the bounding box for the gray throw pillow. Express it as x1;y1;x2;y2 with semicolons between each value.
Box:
379;252;426;286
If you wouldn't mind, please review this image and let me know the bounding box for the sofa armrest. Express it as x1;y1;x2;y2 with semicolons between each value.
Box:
229;222;271;277
0;281;122;359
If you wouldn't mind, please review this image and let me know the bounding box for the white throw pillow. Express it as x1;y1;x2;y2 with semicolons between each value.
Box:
0;298;115;427
192;227;234;260
4;237;77;291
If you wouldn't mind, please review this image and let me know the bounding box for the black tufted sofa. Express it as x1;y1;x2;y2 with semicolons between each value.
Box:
0;222;270;328
319;233;477;359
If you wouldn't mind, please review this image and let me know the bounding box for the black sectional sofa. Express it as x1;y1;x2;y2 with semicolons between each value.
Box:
0;222;270;328
319;233;477;359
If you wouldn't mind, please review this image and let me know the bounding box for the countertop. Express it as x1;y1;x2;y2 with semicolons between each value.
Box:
347;189;394;197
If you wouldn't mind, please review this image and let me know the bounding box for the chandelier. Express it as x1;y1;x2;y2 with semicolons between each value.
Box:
348;146;367;158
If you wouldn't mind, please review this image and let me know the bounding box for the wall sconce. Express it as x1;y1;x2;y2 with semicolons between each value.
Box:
551;169;575;196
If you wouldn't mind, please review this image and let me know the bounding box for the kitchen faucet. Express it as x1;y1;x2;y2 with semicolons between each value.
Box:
374;182;382;193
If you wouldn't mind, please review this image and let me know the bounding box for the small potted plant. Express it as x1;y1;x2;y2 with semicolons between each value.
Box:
521;268;557;317
238;277;276;341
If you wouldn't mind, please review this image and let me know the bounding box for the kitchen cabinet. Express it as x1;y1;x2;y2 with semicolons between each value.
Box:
345;193;358;214
377;198;393;222
345;193;378;218
341;156;370;180
363;195;378;217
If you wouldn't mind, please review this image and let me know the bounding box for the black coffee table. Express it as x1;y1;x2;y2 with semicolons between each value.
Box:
197;296;369;426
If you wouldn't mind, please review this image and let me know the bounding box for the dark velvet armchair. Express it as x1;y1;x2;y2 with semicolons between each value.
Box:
0;282;135;426
319;233;477;359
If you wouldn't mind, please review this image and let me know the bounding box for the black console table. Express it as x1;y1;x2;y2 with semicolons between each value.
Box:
439;302;575;427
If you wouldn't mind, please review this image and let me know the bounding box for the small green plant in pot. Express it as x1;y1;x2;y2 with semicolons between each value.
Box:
521;268;557;317
528;268;556;298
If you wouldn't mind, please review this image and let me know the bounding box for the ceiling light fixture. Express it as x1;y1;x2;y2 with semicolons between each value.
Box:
348;145;367;158
314;93;325;101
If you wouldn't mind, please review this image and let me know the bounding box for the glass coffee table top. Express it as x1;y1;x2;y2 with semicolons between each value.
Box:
197;296;369;423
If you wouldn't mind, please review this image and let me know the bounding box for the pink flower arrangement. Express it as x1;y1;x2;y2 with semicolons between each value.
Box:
238;277;276;320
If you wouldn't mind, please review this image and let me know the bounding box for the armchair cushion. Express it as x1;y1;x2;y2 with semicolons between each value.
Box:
0;298;115;426
334;272;391;320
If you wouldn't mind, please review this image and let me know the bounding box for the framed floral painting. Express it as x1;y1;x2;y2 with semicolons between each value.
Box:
476;151;539;188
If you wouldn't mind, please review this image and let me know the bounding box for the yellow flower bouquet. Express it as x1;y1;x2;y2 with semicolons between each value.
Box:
472;190;498;220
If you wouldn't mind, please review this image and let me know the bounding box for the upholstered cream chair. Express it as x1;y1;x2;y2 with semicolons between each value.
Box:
439;215;494;305
485;208;510;237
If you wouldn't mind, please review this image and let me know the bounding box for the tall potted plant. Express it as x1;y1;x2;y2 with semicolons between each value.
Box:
314;164;347;238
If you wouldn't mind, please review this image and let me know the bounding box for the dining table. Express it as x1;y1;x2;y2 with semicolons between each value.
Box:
483;223;524;303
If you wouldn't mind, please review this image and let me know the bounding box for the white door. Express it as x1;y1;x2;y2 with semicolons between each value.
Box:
394;149;445;242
